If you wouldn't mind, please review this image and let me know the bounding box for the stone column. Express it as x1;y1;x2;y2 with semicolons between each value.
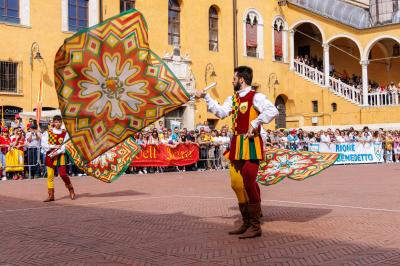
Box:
323;43;330;87
182;101;196;130
361;60;369;106
289;29;295;70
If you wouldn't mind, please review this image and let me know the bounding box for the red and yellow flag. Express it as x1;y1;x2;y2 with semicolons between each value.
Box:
54;9;190;163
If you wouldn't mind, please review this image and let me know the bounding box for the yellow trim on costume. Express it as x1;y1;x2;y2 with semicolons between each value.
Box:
235;136;241;159
255;136;262;158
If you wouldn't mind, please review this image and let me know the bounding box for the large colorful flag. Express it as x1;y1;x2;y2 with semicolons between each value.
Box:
257;147;338;186
54;9;190;165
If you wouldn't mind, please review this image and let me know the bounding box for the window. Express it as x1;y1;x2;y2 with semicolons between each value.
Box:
120;0;135;12
312;101;318;112
0;0;20;24
273;18;284;61
209;6;218;52
331;103;337;112
168;0;180;45
68;0;88;32
246;14;258;57
0;61;19;93
243;9;263;59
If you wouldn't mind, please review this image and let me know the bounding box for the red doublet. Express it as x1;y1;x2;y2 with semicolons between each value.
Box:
229;90;264;161
45;129;68;167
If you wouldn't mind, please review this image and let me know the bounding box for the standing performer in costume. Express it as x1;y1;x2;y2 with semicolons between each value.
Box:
42;115;75;202
196;66;279;239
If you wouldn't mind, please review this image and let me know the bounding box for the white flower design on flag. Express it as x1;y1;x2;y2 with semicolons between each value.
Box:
91;151;117;168
81;54;147;119
268;154;314;176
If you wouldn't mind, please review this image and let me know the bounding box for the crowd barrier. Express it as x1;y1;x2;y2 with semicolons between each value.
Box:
0;140;398;179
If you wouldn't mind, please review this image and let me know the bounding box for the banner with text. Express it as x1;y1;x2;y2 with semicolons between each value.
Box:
308;142;384;164
131;143;199;167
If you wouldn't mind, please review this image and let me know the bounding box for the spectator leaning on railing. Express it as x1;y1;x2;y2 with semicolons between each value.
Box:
295;57;400;95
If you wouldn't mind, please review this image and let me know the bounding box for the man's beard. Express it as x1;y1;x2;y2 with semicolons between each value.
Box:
233;82;241;92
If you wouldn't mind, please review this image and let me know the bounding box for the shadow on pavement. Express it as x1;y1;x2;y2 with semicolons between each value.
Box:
0;195;399;265
58;189;148;200
226;205;332;224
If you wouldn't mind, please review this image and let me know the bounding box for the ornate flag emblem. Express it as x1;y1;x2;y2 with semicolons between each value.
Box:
55;10;190;163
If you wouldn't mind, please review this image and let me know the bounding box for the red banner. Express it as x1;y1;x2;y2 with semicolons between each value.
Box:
131;143;199;167
274;30;283;57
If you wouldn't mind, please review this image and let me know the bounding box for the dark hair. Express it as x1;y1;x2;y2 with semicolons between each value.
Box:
234;66;253;85
53;115;62;121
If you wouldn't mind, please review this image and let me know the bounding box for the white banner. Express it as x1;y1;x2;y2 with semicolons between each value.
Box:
308;142;384;164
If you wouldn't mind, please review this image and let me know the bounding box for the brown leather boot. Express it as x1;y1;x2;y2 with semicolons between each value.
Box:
228;203;250;235
239;202;262;239
43;188;55;202
61;175;75;200
66;184;75;200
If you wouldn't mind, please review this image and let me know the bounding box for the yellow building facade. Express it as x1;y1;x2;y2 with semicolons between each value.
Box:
0;0;399;129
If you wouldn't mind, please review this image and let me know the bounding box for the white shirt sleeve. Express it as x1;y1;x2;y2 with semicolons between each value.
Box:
250;93;279;129
56;132;70;155
41;131;50;152
260;127;268;143
204;94;233;119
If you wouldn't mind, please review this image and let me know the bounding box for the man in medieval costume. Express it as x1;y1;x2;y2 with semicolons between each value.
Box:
42;115;75;202
196;66;279;239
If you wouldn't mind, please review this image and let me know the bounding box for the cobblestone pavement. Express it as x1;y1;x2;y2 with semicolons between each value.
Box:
0;163;400;265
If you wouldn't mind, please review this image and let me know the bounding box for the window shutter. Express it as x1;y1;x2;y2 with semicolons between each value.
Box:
246;23;257;48
274;30;283;57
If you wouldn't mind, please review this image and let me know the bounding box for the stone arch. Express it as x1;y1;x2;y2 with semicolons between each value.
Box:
326;34;363;57
363;35;400;61
290;19;326;43
326;35;363;81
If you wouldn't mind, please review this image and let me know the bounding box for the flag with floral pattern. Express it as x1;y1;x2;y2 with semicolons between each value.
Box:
54;9;190;165
66;137;140;183
257;147;338;186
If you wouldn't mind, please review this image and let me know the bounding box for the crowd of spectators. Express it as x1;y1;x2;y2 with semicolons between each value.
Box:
295;55;400;96
295;55;323;71
0;115;82;180
263;126;400;163
1;115;400;180
130;123;400;174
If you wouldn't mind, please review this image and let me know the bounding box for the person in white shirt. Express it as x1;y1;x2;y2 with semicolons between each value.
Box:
195;66;278;239
26;124;42;178
320;131;331;143
217;129;230;169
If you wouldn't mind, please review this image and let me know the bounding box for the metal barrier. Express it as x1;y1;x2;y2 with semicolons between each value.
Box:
197;144;230;171
1;146;85;180
0;141;399;180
